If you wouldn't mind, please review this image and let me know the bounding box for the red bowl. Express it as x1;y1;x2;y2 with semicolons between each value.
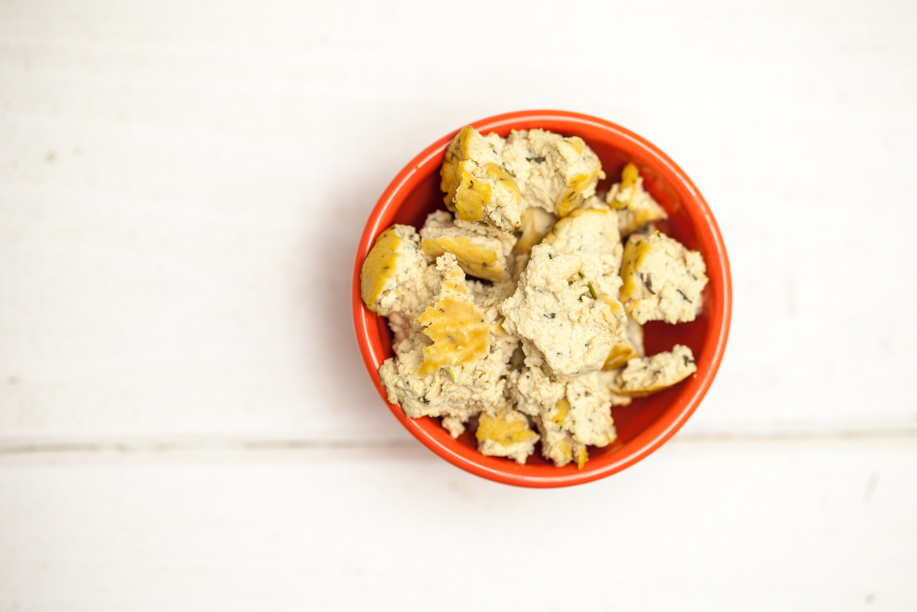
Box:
352;110;731;488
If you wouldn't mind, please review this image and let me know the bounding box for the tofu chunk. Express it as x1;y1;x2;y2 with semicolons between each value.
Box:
614;344;697;396
501;129;606;217
543;208;623;299
606;162;668;236
378;316;520;432
476;404;540;464
360;224;430;317
415;254;491;376
619;231;708;324
441;126;523;232
420;210;516;282
500;243;618;377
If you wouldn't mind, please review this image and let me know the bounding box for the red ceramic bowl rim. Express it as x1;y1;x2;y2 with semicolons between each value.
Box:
352;110;732;488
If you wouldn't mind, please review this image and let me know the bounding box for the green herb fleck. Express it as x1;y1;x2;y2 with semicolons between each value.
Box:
447;366;456;380
676;289;693;303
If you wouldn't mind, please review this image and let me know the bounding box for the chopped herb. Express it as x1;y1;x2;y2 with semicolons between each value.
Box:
578;273;597;299
641;273;655;294
544;313;556;319
447;366;456;380
676;289;693;303
683;355;696;367
526;155;546;164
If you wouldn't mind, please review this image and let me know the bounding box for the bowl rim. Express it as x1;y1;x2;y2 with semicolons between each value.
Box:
352;109;732;488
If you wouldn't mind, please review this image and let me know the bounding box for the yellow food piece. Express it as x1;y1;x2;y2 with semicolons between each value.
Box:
615;345;697;397
619;237;654;302
561;136;585;156
557;170;602;217
608;163;667;234
620;161;639;188
441;126;521;228
601;298;640;369
476;408;538;447
452;161;488;222
421;236;505;282
551;398;571;428
415;266;490;375
515;207;557;254
575;445;588;470
360;227;401;313
440;126;475;200
543;207;607;244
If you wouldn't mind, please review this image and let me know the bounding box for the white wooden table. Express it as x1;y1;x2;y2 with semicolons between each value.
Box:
2;1;916;609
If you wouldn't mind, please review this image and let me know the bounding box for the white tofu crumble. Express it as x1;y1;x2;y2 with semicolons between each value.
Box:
620;231;709;324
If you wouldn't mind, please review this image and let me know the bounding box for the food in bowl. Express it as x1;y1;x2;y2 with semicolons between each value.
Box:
359;124;709;469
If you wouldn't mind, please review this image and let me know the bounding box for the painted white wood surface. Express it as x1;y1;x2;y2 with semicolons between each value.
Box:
1;438;916;611
0;0;916;609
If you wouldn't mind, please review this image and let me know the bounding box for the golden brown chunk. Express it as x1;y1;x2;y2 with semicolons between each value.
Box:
620;231;708;324
614;344;697;396
441;126;522;232
415;259;490;375
606;163;668;236
476;406;540;464
420;210;515;282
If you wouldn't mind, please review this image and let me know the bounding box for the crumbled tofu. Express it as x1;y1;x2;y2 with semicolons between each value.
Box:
606;162;668;236
543;208;623;300
362;128;710;469
619;231;708;324
514;206;558;255
500;243;618;377
501;129;605;217
566;372;617;448
536;398;585;468
476;404;540;464
379;325;520;430
614;344;697;396
441;126;523;232
507;360;566;417
415;254;491;376
360;224;430;317
420;210;516;282
602;297;643;370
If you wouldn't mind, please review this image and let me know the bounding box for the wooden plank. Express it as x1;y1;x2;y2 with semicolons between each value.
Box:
0;437;915;611
1;0;916;443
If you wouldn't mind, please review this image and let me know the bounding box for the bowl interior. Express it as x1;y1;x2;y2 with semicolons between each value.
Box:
354;111;730;487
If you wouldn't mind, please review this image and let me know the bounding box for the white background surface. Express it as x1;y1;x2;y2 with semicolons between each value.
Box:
1;0;916;609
